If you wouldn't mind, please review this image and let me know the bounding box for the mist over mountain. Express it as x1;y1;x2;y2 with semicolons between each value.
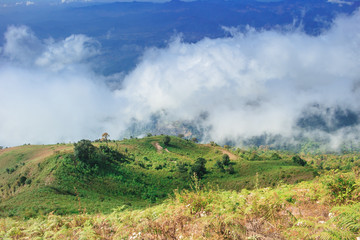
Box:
0;0;360;151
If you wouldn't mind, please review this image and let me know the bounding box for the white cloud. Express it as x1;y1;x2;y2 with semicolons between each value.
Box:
117;9;360;145
35;35;99;71
328;0;353;6
3;26;42;64
1;9;360;148
0;26;124;146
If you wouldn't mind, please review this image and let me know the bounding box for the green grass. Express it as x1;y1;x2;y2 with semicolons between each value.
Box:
1;170;360;239
0;136;318;218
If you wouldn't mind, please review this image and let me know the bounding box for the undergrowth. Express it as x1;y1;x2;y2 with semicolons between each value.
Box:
1;169;360;239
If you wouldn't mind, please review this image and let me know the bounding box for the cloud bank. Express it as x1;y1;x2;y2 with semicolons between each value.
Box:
1;9;360;149
0;26;123;146
118;9;360;149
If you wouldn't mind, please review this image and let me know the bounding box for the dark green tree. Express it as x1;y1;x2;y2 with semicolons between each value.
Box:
226;165;235;174
292;155;307;166
191;157;207;179
270;152;282;160
177;162;188;173
222;154;231;166
74;139;97;166
215;160;225;172
163;135;171;146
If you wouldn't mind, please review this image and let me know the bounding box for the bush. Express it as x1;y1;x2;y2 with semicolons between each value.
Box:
226;165;235;174
222;154;231;166
249;152;261;161
74;140;97;166
270;153;282;160
18;176;27;186
177;162;188;173
292;155;307;166
191;158;207;179
215;160;225;172
99;145;125;163
326;174;356;203
6;168;15;174
163;135;171;146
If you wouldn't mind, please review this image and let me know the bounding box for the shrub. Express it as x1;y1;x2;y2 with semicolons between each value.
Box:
270;152;282;160
249;152;261;161
326;174;356;203
74;139;97;166
292;155;307;166
99;145;125;163
191;158;207;179
215;160;225;172
177;162;188;173
163;135;171;146
6;168;15;174
18;176;27;186
222;154;231;166
226;165;235;174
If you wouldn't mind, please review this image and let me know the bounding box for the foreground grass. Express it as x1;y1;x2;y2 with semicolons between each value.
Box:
1;170;360;239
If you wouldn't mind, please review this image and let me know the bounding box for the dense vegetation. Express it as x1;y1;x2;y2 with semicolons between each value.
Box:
1;135;360;238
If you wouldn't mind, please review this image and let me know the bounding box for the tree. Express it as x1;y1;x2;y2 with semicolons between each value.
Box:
191;137;198;143
215;160;225;172
191;158;207;179
102;132;109;142
270;152;282;160
74;139;96;166
18;176;27;186
292;155;307;166
226;165;235;174
222;154;231;166
163;135;171;146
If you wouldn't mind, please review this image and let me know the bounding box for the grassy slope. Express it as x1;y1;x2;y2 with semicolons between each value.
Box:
0;136;315;218
1;170;360;239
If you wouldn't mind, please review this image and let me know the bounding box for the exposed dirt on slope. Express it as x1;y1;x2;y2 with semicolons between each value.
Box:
220;149;237;160
153;142;163;153
152;142;170;153
202;144;237;160
29;145;72;164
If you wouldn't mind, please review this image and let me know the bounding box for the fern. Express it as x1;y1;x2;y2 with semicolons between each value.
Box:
331;203;360;234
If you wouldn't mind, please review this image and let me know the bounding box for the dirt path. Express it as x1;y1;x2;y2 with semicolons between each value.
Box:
153;142;163;153
152;142;170;153
220;149;237;160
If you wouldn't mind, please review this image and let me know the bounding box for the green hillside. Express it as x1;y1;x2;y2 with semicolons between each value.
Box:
1;136;360;238
0;136;315;218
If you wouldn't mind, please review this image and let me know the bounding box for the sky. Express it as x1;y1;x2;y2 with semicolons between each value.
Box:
0;3;360;149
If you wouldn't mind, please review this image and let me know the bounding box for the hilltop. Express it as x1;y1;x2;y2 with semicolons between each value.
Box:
1;135;360;238
0;135;317;218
